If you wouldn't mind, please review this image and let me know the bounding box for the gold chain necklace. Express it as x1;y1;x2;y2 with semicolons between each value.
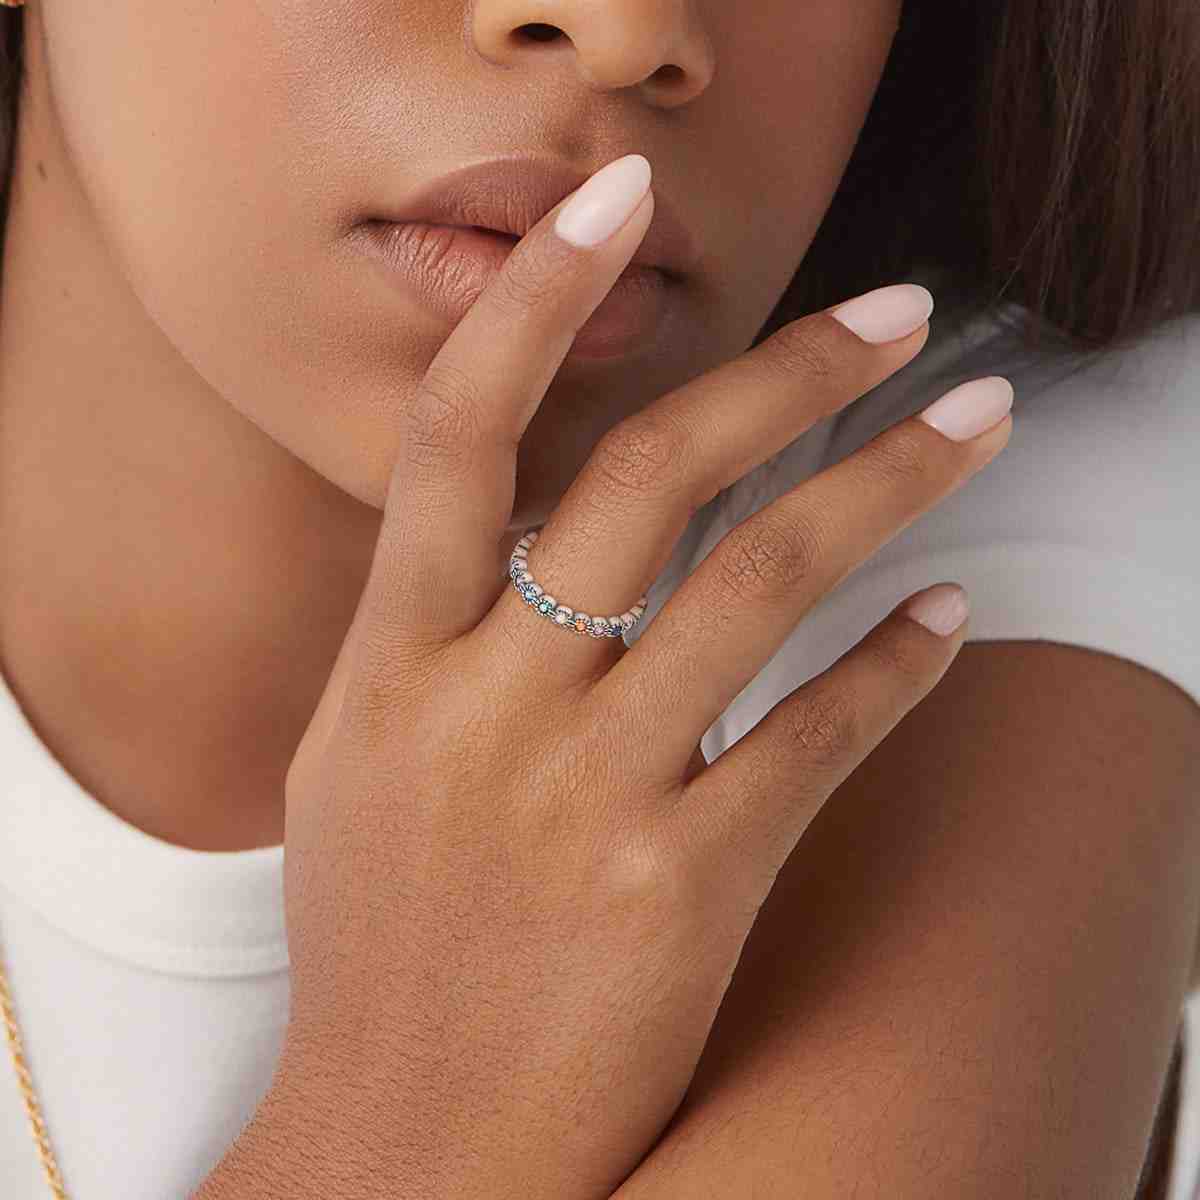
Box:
0;931;69;1198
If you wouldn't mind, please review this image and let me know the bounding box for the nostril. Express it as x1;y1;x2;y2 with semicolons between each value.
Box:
517;24;563;44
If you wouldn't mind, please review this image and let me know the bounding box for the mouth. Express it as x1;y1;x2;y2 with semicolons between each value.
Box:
359;155;698;281
351;216;679;361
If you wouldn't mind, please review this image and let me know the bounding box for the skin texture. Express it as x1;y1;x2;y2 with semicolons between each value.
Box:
5;3;1200;1199
0;0;900;852
608;641;1200;1200
192;177;1009;1195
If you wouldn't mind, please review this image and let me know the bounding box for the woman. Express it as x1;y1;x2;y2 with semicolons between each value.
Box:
0;1;1197;1197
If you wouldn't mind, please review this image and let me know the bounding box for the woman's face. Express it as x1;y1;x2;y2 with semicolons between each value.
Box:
32;0;901;521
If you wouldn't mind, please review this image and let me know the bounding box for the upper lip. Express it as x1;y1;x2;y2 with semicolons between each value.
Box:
367;156;698;280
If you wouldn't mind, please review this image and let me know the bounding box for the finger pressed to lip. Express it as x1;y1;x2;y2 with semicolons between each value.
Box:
358;168;656;648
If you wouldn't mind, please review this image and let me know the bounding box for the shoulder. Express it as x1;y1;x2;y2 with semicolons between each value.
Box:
822;301;1200;584
610;311;1200;1199
672;302;1200;758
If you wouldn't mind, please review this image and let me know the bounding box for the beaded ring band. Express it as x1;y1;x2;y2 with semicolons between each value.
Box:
509;528;649;638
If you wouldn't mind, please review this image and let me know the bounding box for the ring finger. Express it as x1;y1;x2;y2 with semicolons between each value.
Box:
594;373;1014;777
480;287;935;680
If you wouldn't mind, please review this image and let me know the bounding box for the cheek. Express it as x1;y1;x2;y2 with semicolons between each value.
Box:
34;0;903;511
704;0;901;306
41;0;299;316
38;0;428;506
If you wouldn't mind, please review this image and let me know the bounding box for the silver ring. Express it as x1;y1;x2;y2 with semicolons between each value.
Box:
509;528;649;638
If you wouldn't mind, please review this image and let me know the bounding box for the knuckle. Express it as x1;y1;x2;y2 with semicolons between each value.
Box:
340;626;421;741
606;814;705;921
586;409;694;503
714;511;823;602
767;318;839;383
407;363;486;476
341;614;453;747
545;727;614;812
863;422;935;490
863;622;936;692
491;243;556;321
340;653;404;754
776;685;863;774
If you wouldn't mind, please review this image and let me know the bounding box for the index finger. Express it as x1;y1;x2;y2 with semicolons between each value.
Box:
360;153;657;646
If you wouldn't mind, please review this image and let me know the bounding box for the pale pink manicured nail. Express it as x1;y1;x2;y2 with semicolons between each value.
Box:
829;283;934;344
917;376;1014;441
903;583;969;636
555;154;652;248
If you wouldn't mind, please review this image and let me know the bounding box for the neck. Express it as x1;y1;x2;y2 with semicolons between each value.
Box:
0;37;529;852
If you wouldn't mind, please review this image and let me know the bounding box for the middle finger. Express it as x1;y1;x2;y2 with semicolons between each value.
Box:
598;373;1014;778
482;285;935;677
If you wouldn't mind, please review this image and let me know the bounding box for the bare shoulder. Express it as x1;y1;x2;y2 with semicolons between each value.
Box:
615;639;1200;1199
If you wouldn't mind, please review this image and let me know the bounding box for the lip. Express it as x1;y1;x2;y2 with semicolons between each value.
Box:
354;217;677;360
361;156;699;280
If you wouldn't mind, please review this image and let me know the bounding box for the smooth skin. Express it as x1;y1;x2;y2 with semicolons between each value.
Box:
0;0;902;851
195;159;1009;1199
611;641;1200;1200
3;0;1198;1197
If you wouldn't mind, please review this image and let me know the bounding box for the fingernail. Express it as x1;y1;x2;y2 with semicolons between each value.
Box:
904;583;968;636
555;154;653;249
829;283;934;344
918;376;1014;441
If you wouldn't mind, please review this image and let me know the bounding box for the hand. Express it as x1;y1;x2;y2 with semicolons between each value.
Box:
274;153;1011;1199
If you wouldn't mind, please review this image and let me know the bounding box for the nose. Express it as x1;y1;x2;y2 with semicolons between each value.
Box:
470;0;715;108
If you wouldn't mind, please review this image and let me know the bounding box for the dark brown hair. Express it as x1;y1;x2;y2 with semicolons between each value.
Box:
1;2;1198;357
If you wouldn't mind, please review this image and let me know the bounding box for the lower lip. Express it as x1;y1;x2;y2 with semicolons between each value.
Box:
353;220;676;360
